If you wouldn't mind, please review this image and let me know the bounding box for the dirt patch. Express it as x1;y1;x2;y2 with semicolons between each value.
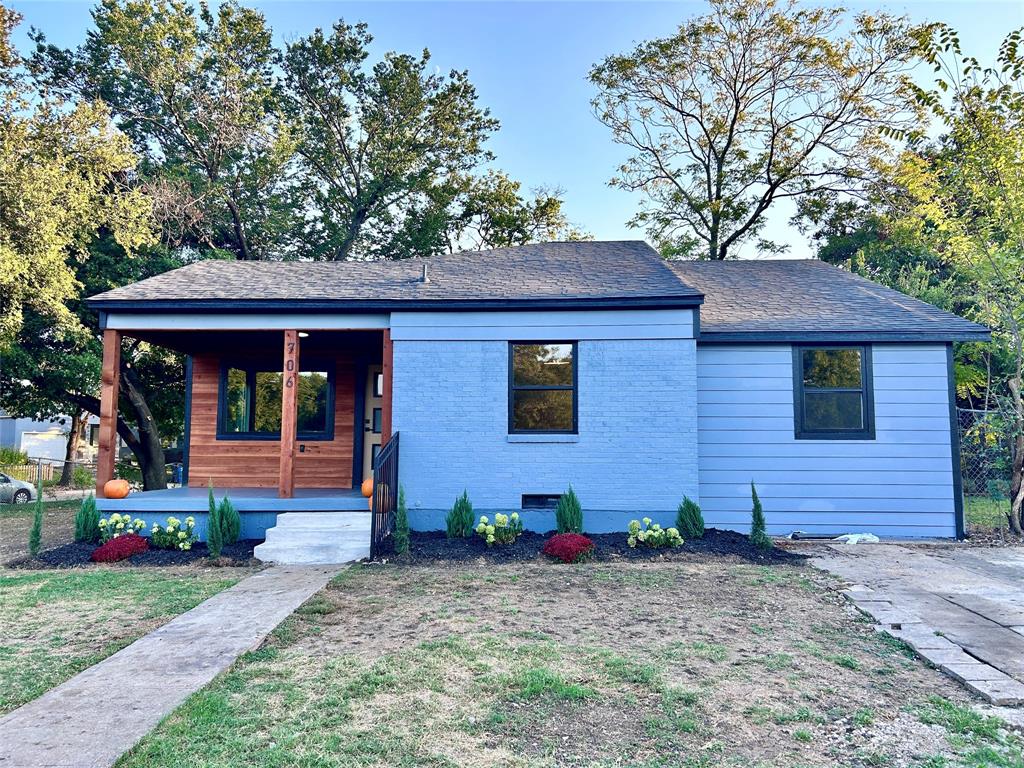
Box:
0;509;76;565
381;528;807;566
5;540;262;570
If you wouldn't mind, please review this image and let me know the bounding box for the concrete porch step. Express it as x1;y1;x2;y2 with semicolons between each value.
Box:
254;511;372;565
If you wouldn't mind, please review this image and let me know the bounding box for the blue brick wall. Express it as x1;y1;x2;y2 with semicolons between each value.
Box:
393;336;699;532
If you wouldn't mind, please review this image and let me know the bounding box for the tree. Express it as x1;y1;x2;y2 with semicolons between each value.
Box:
280;21;498;260
589;0;913;260
893;25;1024;533
32;0;296;260
0;3;152;350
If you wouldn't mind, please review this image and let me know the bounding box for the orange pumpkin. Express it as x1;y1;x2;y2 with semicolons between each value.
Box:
103;479;130;499
360;477;374;497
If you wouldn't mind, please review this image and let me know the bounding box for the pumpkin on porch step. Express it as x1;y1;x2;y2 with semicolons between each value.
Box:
103;479;130;499
360;477;374;497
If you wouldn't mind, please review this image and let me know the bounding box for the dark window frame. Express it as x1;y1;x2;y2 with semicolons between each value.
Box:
217;359;336;441
508;341;579;435
792;345;875;440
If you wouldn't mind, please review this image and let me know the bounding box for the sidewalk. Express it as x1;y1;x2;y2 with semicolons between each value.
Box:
0;565;341;768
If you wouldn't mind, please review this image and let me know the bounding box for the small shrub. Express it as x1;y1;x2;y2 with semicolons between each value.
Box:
475;512;523;547
28;497;43;558
0;446;28;465
394;485;410;554
206;480;223;557
542;533;595;563
97;513;146;543
151;516;198;551
446;490;474;539
218;496;240;545
74;494;101;544
675;496;704;539
91;532;149;563
555;485;583;533
750;482;771;550
627;518;683;549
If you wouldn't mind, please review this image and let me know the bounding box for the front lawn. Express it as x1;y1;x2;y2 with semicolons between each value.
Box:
118;561;1023;767
0;568;248;714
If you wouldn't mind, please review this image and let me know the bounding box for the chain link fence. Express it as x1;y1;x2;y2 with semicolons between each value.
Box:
958;408;1015;534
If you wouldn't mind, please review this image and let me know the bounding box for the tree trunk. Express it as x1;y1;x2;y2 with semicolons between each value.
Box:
120;365;168;491
58;411;83;486
1008;376;1023;537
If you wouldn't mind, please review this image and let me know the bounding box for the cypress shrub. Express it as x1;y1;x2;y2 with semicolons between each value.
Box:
207;481;223;557
394;485;410;554
750;482;771;550
555;485;583;534
675;496;705;539
446;490;474;539
218;496;241;545
75;494;101;544
28;466;43;557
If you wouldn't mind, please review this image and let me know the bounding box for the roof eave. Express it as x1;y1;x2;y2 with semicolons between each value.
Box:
696;329;991;344
87;294;705;313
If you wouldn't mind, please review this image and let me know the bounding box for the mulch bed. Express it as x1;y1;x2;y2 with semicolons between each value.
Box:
6;540;262;570
379;528;807;566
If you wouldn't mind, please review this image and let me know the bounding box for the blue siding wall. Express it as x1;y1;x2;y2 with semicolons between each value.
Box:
393;310;698;532
697;344;957;538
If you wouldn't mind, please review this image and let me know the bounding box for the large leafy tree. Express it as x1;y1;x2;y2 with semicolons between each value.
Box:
0;4;152;349
32;0;296;260
892;25;1024;533
280;21;498;260
590;0;914;260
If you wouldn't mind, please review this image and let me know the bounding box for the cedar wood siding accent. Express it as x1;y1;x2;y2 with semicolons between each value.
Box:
187;353;356;489
696;343;957;538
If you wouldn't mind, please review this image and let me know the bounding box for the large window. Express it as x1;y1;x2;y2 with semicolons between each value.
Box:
509;342;577;434
219;362;334;440
793;346;874;440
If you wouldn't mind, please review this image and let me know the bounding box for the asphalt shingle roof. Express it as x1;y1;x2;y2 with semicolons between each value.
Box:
668;259;989;342
88;241;700;309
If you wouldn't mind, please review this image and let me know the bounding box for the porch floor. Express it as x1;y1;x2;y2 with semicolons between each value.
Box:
96;486;368;513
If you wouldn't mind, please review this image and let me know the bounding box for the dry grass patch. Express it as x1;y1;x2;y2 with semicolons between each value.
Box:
119;561;1023;768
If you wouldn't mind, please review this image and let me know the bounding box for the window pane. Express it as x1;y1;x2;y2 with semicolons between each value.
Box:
374;373;384;398
512;390;573;431
372;407;382;434
804;391;864;431
802;349;862;389
253;371;283;433
297;371;329;434
223;368;248;433
513;344;573;386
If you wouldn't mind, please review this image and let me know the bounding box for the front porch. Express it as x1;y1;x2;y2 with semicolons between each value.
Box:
95;486;369;514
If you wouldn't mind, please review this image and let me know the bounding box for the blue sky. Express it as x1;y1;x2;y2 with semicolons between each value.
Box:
10;1;1022;258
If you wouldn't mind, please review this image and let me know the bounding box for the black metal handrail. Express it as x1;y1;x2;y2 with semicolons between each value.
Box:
370;432;399;558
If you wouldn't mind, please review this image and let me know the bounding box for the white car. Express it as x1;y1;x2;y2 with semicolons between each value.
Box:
0;473;36;504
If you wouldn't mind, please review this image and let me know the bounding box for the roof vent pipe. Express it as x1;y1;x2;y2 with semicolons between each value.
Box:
420;262;429;283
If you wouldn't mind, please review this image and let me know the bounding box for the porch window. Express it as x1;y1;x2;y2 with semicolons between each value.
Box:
509;342;577;434
793;346;874;440
219;362;334;440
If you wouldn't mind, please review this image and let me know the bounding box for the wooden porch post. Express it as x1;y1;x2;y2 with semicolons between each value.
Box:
95;329;122;498
381;329;393;444
278;330;301;498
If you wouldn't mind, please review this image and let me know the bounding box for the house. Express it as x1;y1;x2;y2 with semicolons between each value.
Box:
86;241;988;562
0;409;103;464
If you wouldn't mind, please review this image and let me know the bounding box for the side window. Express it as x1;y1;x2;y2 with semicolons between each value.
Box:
793;346;874;440
508;342;577;434
218;363;334;440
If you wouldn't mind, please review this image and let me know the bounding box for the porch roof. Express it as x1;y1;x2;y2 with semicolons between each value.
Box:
87;241;704;312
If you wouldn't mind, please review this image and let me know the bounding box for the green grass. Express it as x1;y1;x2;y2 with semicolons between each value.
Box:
917;696;1024;768
0;569;244;714
0;498;80;519
965;496;1011;528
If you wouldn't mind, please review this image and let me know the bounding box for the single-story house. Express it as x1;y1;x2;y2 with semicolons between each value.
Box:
87;241;989;562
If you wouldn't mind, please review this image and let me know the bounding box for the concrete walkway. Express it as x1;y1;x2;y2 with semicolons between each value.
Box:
0;565;341;768
812;544;1024;706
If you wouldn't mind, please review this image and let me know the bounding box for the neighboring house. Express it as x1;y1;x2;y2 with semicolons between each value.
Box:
0;409;99;463
85;241;988;561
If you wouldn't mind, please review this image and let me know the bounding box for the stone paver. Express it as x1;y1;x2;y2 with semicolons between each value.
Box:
812;544;1024;707
0;565;341;768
